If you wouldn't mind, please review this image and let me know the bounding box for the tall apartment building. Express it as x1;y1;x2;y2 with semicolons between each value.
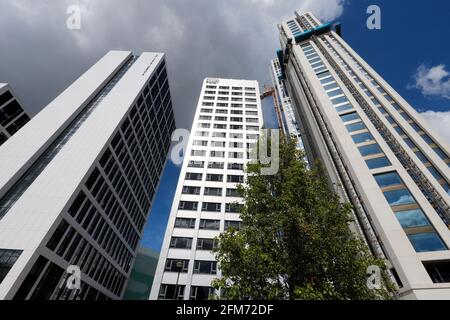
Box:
269;59;304;151
0;83;30;146
0;51;176;300
151;78;263;300
277;11;450;299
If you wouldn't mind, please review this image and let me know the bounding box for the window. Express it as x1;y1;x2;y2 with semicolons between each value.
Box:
323;82;339;91
207;162;224;169
174;218;196;229
358;143;383;157
433;147;448;160
210;151;225;158
331;96;348;106
194;260;217;275
327;89;343;98
346;122;366;133
185;173;202;181
228;152;243;159
213;132;226;138
188;161;205;168
335;104;353;113
178;201;198;211
424;261;450;283
428;167;444;181
340;112;360;123
197;238;217;251
202;202;221;212
366;157;391;169
226;188;240;197
352;132;374;144
199;219;220;230
408;233;447;253
170;237;193;249
414;151;429;164
0;249;22;284
182;186;201;195
374;172;403;188
227;175;244;183
193;140;208;146
383;189;416;207
211;141;226;147
228;163;244;171
204;187;222;196
206;174;223;182
225;220;242;231
395;209;430;229
190;286;215;300
165;259;189;273
191;150;206;157
229;142;243;148
159;284;185;300
226;203;243;213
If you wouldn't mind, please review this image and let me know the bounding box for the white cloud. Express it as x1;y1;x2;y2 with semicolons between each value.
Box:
420;110;450;144
412;64;450;99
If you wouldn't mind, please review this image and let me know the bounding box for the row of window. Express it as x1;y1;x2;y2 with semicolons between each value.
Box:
165;259;217;275
191;150;251;159
195;131;259;140
0;249;22;285
303;43;392;171
188;161;244;171
204;90;256;97
158;284;214;300
198;116;259;123
200;103;258;110
323;37;450;195
374;171;448;253
174;217;242;230
200;108;258;116
182;186;240;197
197;123;260;131
178;201;243;213
185;173;244;183
205;85;256;91
203;96;257;103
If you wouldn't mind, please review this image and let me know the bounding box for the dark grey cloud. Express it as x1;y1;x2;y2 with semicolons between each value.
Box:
0;0;345;129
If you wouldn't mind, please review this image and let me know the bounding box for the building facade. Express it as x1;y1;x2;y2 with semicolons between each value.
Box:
0;83;30;146
277;11;450;299
269;59;304;152
0;50;175;300
150;78;263;300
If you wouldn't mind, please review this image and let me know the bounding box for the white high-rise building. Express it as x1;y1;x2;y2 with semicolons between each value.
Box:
151;78;263;300
278;11;450;299
0;51;175;300
0;83;30;146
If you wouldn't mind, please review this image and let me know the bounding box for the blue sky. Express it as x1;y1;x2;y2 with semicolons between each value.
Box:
140;0;450;253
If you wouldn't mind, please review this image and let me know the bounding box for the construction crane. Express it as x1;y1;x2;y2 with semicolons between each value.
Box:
260;85;286;135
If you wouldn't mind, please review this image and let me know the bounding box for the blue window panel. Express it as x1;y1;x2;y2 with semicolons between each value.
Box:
428;167;444;181
443;184;450;196
317;71;331;79
395;208;430;229
308;57;322;64
386;116;395;124
411;123;422;132
415;151;429;164
323;82;338;91
340;112;360;123
391;102;402;110
366;157;391;169
421;134;433;144
433;147;448;160
408;233;447;253
352;132;374;144
403;138;416;149
401;113;412;121
335;104;353;113
314;66;328;74
327;89;344;98
395;126;406;136
311;61;324;69
370;98;381;106
374;172;403;188
383;189;416;206
331;96;348;105
358;143;383;157
346;122;366;133
378;106;387;114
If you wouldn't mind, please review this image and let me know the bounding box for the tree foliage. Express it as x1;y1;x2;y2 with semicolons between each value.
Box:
212;135;393;300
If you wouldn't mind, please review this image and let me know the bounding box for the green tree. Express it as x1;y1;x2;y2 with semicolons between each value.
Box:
212;135;393;300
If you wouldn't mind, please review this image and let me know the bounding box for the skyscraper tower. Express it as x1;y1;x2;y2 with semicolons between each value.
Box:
0;83;30;146
0;51;175;300
151;78;263;300
277;11;450;299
